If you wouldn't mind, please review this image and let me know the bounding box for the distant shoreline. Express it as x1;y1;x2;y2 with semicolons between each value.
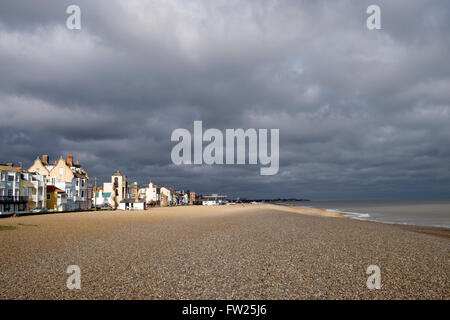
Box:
272;203;450;239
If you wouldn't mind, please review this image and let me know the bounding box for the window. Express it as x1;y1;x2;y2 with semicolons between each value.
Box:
36;168;40;174
8;175;14;182
59;167;63;175
81;190;84;197
47;194;51;200
76;179;79;186
8;189;13;197
81;180;85;187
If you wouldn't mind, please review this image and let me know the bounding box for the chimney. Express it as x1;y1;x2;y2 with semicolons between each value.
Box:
67;154;73;167
42;155;49;165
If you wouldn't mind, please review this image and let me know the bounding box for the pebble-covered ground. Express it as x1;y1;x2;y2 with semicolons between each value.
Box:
0;204;448;299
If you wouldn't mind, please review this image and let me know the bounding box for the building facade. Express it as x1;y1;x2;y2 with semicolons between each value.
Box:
93;189;113;208
119;198;146;210
28;154;90;211
201;194;228;205
0;164;47;215
138;181;160;205
103;171;128;209
189;191;196;205
30;173;46;210
0;164;27;214
46;185;67;211
160;186;172;206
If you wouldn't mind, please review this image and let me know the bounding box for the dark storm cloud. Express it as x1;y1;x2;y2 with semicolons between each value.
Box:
0;0;449;199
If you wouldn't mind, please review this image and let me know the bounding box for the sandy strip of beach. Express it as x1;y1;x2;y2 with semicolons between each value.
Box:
0;204;448;299
273;203;450;239
265;203;345;218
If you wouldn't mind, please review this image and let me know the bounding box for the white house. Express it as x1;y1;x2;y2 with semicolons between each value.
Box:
146;181;160;204
138;181;160;205
119;198;146;210
30;173;46;210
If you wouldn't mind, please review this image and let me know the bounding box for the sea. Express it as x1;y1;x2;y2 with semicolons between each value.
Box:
281;199;450;229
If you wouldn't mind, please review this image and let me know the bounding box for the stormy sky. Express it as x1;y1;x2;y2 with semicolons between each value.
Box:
1;0;449;200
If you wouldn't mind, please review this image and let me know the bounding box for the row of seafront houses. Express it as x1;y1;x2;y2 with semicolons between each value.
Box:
96;170;197;210
0;154;228;215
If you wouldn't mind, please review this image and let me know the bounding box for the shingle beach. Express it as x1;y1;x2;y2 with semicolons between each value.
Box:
0;204;448;299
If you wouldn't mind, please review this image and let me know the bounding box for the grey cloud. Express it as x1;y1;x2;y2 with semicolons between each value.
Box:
0;0;449;199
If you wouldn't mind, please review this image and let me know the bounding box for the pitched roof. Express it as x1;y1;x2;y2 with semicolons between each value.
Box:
47;185;65;193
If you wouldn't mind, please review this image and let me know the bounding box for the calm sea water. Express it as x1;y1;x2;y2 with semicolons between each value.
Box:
282;199;450;228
